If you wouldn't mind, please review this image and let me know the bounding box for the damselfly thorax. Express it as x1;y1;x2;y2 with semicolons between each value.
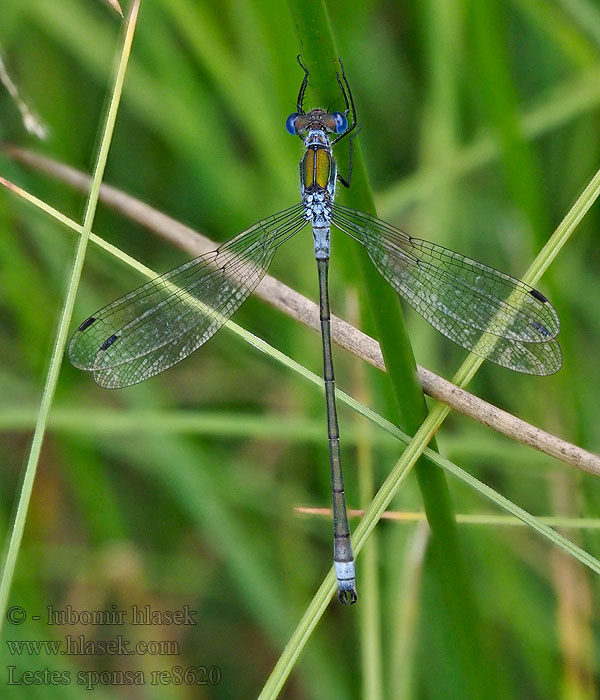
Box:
291;111;344;260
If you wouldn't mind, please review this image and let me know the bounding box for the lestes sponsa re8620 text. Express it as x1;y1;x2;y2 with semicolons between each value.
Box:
69;58;561;604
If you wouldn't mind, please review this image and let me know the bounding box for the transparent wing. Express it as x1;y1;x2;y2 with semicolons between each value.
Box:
69;203;306;388
332;204;561;375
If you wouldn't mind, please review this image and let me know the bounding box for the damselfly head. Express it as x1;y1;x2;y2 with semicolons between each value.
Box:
285;109;348;136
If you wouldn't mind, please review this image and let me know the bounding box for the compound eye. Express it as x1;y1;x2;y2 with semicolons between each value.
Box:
332;111;348;134
285;112;300;135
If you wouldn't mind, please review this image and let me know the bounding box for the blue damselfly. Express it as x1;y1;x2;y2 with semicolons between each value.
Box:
69;58;561;604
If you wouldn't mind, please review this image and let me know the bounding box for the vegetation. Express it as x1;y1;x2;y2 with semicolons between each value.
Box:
1;0;600;698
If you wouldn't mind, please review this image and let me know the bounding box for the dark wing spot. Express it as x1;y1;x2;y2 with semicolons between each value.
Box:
77;316;96;331
529;288;548;303
531;321;551;338
100;334;118;351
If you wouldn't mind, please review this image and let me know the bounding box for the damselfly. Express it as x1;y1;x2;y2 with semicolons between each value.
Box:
69;58;561;605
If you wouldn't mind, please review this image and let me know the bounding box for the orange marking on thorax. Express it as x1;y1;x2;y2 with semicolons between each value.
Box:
302;146;331;190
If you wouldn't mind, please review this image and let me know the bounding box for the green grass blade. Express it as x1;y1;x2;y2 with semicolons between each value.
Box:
258;151;600;700
0;0;141;637
378;63;600;220
287;0;500;696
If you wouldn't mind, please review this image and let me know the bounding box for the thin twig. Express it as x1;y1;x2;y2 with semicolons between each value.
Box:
0;47;47;140
4;146;600;477
103;0;124;17
295;507;600;529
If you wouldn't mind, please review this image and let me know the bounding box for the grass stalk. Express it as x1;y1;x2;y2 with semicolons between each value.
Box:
0;0;140;637
287;0;499;696
258;18;600;695
350;300;383;700
378;63;600;220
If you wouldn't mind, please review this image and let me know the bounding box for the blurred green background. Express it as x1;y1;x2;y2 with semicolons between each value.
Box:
2;0;600;698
